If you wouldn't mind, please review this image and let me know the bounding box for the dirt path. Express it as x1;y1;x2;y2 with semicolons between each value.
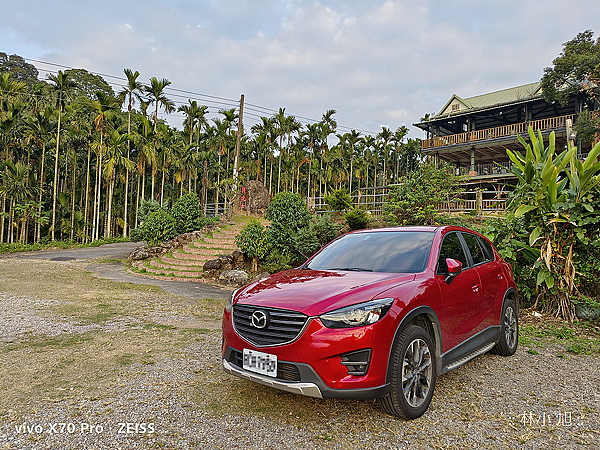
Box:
3;242;231;300
0;257;598;449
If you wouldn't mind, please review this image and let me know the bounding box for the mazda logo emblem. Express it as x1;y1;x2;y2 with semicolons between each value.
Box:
251;310;269;329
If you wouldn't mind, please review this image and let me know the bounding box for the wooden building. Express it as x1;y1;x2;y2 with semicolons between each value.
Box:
413;82;598;184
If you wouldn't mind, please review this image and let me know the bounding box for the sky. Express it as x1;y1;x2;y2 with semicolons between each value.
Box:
0;0;599;139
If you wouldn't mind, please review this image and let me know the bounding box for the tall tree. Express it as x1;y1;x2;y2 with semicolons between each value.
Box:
144;77;175;199
541;30;600;106
89;91;119;241
46;70;75;241
118;69;144;236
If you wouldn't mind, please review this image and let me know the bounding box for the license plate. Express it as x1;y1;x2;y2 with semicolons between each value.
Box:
243;349;277;378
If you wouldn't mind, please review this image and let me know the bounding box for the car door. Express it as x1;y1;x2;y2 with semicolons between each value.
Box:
435;231;482;352
464;233;507;329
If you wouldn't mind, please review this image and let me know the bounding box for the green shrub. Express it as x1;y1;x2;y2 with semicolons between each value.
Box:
138;199;161;224
137;209;177;244
261;252;292;274
345;208;369;230
293;214;342;259
324;189;352;212
385;162;463;226
265;192;310;261
171;193;205;234
235;219;269;272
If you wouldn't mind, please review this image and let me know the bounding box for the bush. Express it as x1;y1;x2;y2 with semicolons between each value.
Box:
235;219;269;272
171;193;205;234
261;252;292;274
137;209;177;244
324;189;352;212
345;208;369;230
293;214;341;260
138;199;161;224
265;192;310;261
385;162;463;226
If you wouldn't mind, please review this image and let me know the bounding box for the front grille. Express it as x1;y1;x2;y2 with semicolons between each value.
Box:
229;349;301;382
232;304;308;346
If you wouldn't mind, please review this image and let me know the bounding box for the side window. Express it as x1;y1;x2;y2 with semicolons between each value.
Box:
478;237;495;261
462;233;486;265
437;232;468;273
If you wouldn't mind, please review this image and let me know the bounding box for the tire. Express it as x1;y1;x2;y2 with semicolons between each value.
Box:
378;325;436;420
491;298;519;356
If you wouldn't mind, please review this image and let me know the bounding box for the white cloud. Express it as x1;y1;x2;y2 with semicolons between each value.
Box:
0;0;599;136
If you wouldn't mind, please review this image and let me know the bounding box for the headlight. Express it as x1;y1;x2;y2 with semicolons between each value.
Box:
225;289;238;313
319;298;394;328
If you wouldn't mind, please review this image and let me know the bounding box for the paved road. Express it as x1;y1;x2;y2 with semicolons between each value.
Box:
2;242;231;300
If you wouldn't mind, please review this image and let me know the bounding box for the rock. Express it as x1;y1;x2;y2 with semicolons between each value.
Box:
238;180;271;213
219;269;250;287
231;250;245;265
128;246;149;262
203;259;222;270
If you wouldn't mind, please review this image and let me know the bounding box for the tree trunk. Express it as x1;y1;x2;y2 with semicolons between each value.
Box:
51;106;62;241
70;148;76;241
123;168;129;237
106;175;114;238
84;145;91;243
202;160;208;215
36;143;46;242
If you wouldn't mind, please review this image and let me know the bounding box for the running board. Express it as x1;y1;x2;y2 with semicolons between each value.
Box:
443;342;496;372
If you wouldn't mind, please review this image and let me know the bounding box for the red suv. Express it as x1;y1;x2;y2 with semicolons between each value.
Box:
222;226;519;419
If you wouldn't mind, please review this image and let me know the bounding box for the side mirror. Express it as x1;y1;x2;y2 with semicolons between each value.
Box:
445;258;462;284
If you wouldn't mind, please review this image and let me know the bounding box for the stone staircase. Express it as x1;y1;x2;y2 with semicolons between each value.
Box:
128;219;264;282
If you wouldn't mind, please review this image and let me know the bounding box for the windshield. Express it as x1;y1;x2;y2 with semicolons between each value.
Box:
306;231;435;273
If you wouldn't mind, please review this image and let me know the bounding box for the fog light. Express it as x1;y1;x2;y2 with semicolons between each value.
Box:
340;349;372;376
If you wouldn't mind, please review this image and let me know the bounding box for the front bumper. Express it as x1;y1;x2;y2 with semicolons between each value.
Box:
222;358;323;398
222;346;391;400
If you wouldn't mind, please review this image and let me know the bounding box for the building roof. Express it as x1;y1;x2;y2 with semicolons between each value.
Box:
419;82;543;125
456;82;541;111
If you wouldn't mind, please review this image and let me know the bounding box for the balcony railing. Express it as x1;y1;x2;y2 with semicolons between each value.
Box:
422;114;576;150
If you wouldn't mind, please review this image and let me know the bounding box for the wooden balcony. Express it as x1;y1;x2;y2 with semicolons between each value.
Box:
422;114;575;150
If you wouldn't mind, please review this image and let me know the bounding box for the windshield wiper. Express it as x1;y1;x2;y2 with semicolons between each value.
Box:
325;267;373;272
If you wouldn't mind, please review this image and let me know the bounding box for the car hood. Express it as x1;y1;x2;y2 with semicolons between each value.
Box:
235;268;416;316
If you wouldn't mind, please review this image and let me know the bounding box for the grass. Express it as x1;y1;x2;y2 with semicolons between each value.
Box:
0;236;131;254
519;315;600;355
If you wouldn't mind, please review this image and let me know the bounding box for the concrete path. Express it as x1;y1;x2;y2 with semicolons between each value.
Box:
2;242;231;300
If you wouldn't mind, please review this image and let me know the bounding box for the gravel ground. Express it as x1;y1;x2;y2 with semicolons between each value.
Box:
0;257;599;449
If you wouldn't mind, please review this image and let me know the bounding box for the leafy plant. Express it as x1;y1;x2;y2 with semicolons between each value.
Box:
261;252;292;274
171;193;205;234
265;192;310;263
293;214;341;260
235;219;269;272
137;199;162;224
384;162;464;226
136;209;177;245
324;189;352;212
345;208;369;230
496;127;600;320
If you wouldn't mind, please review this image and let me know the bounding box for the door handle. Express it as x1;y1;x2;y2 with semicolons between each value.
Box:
472;285;480;292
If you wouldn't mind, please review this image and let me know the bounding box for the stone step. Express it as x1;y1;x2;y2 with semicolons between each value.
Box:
172;251;210;261
159;256;206;267
142;263;204;278
190;241;238;251
181;245;232;256
147;260;204;273
202;238;239;246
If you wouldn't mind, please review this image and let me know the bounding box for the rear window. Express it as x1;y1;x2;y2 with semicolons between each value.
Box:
306;231;435;273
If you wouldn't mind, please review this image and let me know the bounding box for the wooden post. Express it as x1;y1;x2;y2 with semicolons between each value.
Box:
233;94;244;182
476;190;483;216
